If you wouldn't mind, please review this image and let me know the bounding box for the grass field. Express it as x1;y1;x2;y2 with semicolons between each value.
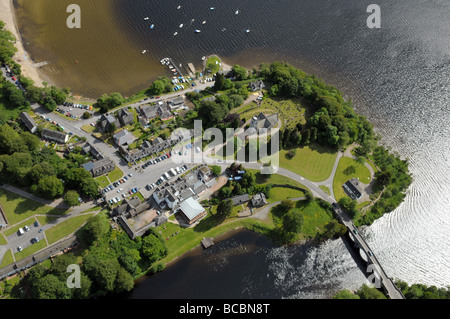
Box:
95;175;110;187
35;215;59;226
0;249;14;268
276;144;338;182
297;200;333;238
15;240;47;262
319;185;331;195
0;188;67;226
45;214;94;245
0;233;7;245
107;167;124;183
333;157;371;201
249;169;308;202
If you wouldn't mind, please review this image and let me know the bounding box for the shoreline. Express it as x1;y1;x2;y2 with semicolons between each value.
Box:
0;0;47;87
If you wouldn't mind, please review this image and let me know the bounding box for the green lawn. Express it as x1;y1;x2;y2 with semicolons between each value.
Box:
45;214;94;245
0;233;7;245
107;167;124;183
333;157;371;201
0;94;29;121
15;240;47;262
95;175;110;187
277;144;338;182
0;249;14;268
35;215;59;226
249;169;308;202
0;188;67;225
297;200;333;238
206;56;221;74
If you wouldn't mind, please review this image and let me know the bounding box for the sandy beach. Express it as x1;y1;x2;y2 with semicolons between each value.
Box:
0;0;45;87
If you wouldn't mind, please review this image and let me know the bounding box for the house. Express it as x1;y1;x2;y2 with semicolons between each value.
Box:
167;96;185;110
230;194;250;206
249;113;278;132
41;128;69;144
153;187;178;209
113;129;135;146
178;197;207;225
343;178;363;200
248;80;265;92
98;113;120;132
139;104;159;119
251;193;268;207
157;103;173;121
198;165;212;182
111;197;141;217
82;143;104;160
82;158;115;177
117;109;135;127
20;112;37;133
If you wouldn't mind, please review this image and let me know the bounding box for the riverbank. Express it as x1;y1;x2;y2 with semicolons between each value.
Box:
0;0;46;87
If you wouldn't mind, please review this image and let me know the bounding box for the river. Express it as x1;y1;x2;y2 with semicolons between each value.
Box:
13;0;450;297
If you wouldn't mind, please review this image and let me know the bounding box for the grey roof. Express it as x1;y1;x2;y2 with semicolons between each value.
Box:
230;194;250;206
169;96;185;105
113;130;135;146
41;128;68;143
20;112;37;133
98;114;120;131
140;104;159;119
117;109;135;127
251;193;268;207
179;197;205;221
343;178;362;200
250;113;278;130
249;80;265;91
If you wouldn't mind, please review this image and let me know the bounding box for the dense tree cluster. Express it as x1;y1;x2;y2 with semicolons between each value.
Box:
333;284;387;299
396;280;450;299
95;92;125;113
26;214;169;298
0;123;99;200
146;76;173;95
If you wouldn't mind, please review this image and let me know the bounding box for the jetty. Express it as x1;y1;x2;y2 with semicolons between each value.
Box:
201;237;214;249
187;63;196;76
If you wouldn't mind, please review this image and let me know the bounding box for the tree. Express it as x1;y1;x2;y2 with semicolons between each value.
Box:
338;197;358;219
49;254;77;281
115;267;134;293
72;273;92;299
119;249;142;275
279;200;295;214
64;190;80;207
231;65;248;80
282;209;304;235
32;274;72;299
141;234;167;263
213;73;225;91
82;214;110;245
356;284;387;299
219;186;232;198
343;165;356;175
34;175;64;199
82;111;91;119
217;198;233;217
305;190;314;202
87;258;120;293
211;165;221;176
333;290;360;299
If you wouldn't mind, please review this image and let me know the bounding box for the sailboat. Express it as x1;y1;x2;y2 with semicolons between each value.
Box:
235;10;239;15
177;5;181;9
142;50;147;54
179;24;183;28
245;29;250;33
174;32;178;36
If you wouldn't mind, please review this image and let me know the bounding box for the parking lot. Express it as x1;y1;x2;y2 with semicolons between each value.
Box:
55;102;94;120
6;221;45;253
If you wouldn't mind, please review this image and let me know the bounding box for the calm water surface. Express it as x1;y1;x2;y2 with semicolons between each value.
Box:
14;0;450;297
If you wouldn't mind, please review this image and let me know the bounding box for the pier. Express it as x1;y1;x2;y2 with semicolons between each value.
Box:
201;237;214;249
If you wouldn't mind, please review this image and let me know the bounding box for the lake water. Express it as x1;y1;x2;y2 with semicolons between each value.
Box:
14;0;450;297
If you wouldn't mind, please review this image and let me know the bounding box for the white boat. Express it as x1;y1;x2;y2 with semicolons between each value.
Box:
235;10;239;14
144;17;149;20
179;24;183;28
142;50;147;54
202;21;206;24
174;32;178;36
245;29;250;33
150;24;154;29
195;29;201;33
210;7;215;10
201;56;206;61
177;5;181;9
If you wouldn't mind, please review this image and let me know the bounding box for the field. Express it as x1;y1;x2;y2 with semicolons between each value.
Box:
333;157;371;201
297;200;333;238
276;144;338;182
249;169;308;202
107;166;124;183
237;97;306;130
0;249;14;268
0;233;7;245
0;188;67;226
45;214;94;245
